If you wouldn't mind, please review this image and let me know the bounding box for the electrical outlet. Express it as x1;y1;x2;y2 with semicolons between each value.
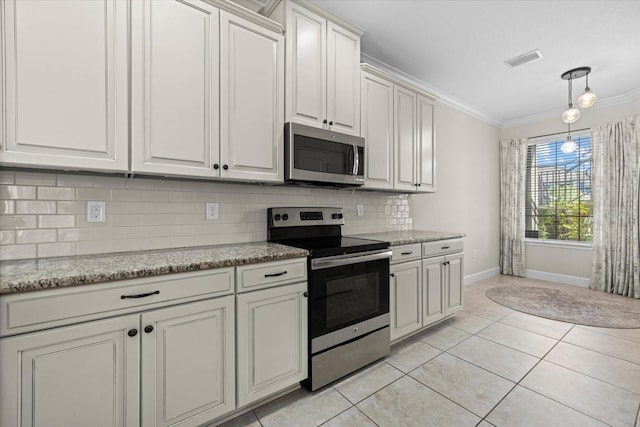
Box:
206;203;219;221
87;201;105;223
356;205;364;217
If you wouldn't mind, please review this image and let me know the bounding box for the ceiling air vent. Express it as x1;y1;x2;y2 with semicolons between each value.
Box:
504;50;543;68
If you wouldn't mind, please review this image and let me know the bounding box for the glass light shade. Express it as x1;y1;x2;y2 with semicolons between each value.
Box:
577;89;597;108
562;106;581;123
561;139;577;154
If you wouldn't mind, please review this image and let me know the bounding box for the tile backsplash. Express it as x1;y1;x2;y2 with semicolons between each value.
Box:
0;170;412;261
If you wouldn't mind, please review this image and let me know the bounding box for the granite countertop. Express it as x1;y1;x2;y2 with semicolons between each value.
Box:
352;230;466;246
0;242;308;295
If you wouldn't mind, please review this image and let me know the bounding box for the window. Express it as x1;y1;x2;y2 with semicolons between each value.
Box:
525;134;592;242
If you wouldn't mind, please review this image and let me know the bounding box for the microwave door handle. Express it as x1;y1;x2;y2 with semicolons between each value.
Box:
352;144;359;175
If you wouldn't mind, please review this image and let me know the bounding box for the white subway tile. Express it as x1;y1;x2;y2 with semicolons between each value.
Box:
77;187;112;201
57;201;86;214
109;239;143;253
93;175;127;189
58;228;94;242
15;171;56;186
0;171;15;184
0;230;16;245
37;242;76;258
56;174;94;188
16;200;56;214
16;229;56;244
1;200;15;214
112;189;143;202
93;226;155;240
0;215;37;229
110;214;145;227
76;240;112;256
141;236;194;251
168;191;195;202
38;215;75;228
126;178;159;190
180;181;207;192
154;225;196;237
0;185;36;199
0;244;36;261
154;180;182;191
38;186;75;200
141;190;169;202
194;192;218;203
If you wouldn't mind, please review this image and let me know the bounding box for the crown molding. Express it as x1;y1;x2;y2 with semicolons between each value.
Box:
261;0;364;36
361;54;503;128
205;0;284;33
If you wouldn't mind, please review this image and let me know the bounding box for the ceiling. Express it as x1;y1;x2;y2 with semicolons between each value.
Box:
313;0;640;127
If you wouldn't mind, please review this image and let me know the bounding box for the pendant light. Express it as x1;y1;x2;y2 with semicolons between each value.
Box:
561;67;595;124
577;72;597;108
561;123;577;154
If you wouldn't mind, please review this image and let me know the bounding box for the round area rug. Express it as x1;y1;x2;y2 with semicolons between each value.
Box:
486;286;640;328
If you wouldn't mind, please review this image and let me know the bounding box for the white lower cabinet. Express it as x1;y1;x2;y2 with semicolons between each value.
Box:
0;295;235;427
141;297;235;427
390;260;422;341
236;281;308;407
0;315;140;427
390;241;464;342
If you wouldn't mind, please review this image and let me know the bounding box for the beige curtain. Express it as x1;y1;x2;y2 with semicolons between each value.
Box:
499;138;528;277
591;115;640;298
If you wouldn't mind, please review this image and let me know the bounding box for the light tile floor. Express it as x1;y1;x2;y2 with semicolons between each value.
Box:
219;275;640;427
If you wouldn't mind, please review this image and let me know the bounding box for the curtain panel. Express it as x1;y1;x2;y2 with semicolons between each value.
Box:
591;115;640;298
499;138;528;277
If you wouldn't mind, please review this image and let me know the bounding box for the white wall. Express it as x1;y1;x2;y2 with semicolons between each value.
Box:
501;98;640;284
411;102;501;279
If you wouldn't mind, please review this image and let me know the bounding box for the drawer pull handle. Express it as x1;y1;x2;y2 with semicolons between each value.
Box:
400;251;413;255
303;291;309;298
128;329;138;337
121;290;160;300
441;246;450;250
264;270;287;278
144;325;154;334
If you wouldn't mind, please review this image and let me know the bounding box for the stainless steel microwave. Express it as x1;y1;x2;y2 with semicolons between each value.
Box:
284;123;365;186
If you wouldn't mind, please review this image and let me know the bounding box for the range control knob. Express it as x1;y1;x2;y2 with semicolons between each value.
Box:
338;213;343;219
332;213;339;219
282;214;289;221
274;214;281;221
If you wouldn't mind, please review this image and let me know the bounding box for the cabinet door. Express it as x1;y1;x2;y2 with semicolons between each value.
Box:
326;22;361;136
131;0;219;178
0;0;128;172
237;282;308;407
140;296;235;427
390;261;422;341
445;252;464;315
417;95;436;192
285;3;326;129
394;86;417;191
220;11;284;183
422;256;445;326
361;72;394;190
0;315;139;427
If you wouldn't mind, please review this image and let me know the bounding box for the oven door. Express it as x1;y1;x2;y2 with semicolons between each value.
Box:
308;249;391;352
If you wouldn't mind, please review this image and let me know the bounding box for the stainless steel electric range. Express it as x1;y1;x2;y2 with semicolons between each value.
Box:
267;207;391;391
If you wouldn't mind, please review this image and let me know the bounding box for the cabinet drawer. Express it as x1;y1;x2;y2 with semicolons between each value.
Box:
390;243;422;264
236;258;307;293
0;268;234;337
422;239;463;258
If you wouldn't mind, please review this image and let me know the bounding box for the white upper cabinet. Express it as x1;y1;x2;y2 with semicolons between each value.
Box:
131;0;284;182
394;85;418;192
361;71;394;190
417;95;436;192
0;0;128;172
131;0;220;178
220;11;284;183
271;0;362;136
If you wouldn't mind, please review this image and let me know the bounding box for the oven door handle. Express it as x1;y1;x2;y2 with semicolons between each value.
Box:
311;250;392;270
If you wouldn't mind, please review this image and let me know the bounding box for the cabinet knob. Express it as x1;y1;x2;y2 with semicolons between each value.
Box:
390;273;395;278
223;164;229;170
323;119;328;124
329;121;333;126
144;325;154;334
128;329;138;337
213;163;219;170
303;291;308;298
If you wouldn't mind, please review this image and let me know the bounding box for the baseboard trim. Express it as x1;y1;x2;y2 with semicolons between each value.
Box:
526;269;591;288
464;267;500;286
